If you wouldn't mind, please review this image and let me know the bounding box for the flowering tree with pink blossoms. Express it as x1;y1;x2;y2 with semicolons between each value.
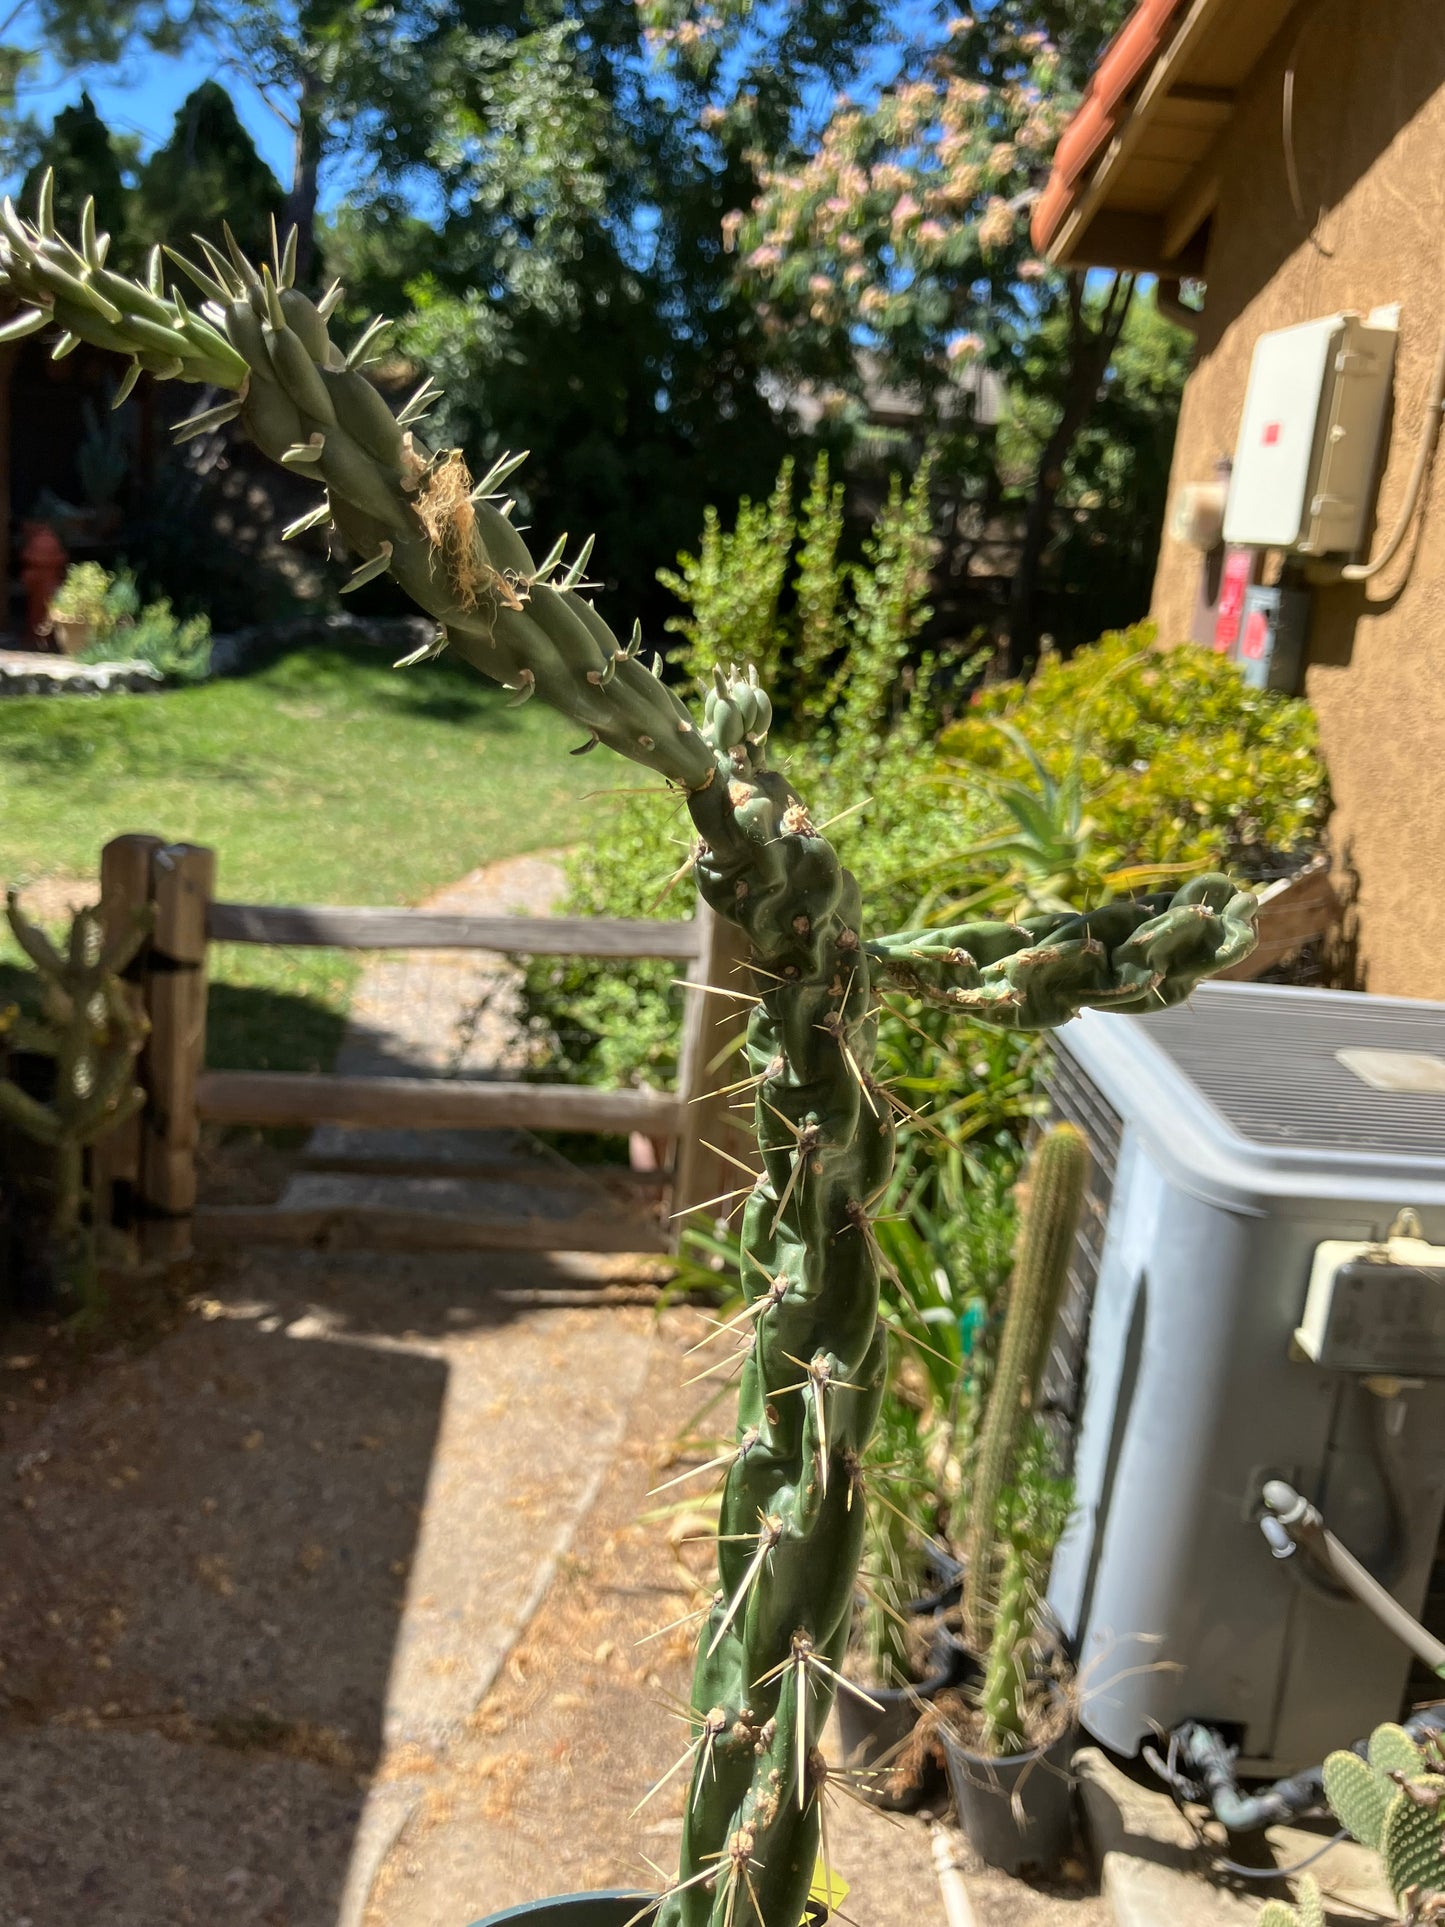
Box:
642;1;1160;671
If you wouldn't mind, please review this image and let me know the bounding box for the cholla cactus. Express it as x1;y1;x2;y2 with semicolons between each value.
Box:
1;891;150;1294
0;186;1260;1927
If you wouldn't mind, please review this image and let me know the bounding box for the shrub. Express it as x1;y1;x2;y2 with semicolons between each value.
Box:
936;626;1327;881
62;563;213;684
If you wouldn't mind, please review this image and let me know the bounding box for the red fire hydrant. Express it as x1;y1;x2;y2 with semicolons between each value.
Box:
20;522;68;648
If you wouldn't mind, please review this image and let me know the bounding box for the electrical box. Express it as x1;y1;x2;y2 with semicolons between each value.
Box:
1235;582;1309;692
1296;1235;1445;1375
1223;313;1396;556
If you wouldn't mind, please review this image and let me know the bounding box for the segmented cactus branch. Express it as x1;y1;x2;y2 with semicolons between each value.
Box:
867;877;1258;1027
0;191;1263;1927
1325;1726;1445;1905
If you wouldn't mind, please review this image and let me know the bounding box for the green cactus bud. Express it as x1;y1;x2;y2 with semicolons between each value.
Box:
1369;1723;1425;1779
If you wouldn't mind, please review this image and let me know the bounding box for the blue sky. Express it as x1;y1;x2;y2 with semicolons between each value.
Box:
11;40;297;193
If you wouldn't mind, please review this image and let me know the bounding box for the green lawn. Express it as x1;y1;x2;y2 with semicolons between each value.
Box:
0;642;618;1071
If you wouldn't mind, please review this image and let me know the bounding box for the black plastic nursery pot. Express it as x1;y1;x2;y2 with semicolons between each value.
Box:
836;1622;979;1807
939;1690;1076;1878
467;1894;655;1927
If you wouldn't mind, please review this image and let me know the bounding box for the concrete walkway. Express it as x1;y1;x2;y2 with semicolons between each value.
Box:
0;852;662;1926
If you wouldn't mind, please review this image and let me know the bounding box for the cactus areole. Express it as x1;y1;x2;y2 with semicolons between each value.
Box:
0;189;1262;1927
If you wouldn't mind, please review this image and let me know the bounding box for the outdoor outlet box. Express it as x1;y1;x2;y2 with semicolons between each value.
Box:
1235;582;1309;692
1223;313;1397;556
1296;1235;1445;1375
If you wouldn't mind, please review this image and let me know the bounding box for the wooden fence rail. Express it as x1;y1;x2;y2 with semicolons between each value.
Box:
91;832;753;1263
87;833;1330;1267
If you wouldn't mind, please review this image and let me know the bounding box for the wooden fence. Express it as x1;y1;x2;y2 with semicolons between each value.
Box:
91;833;752;1262
87;834;1334;1265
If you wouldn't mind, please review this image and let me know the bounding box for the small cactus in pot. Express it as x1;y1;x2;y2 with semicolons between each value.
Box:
0;184;1261;1925
0;890;150;1305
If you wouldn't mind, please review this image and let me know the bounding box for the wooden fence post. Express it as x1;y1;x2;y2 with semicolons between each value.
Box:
138;842;215;1259
672;896;757;1253
91;833;164;1259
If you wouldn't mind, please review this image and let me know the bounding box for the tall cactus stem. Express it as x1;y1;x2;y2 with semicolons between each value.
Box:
962;1124;1088;1647
978;1526;1032;1755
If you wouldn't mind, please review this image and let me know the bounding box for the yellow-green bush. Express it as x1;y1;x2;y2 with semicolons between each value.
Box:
938;625;1327;877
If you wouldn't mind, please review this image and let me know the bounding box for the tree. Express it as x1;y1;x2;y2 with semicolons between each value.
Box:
319;5;885;625
647;0;1170;669
133;79;286;264
21;91;129;244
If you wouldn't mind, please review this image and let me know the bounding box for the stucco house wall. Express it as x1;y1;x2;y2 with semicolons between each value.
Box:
1151;0;1445;997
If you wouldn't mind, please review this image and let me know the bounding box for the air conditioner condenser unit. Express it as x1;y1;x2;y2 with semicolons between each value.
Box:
1043;983;1445;1775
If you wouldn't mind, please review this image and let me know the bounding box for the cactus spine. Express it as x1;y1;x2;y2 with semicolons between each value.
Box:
962;1125;1087;1648
0;189;1262;1927
1;892;150;1295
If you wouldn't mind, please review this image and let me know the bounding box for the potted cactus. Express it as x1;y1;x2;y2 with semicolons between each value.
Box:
0;892;150;1308
932;1125;1087;1875
0;186;1260;1927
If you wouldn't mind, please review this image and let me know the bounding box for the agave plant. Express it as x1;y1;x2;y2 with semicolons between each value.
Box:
0;185;1260;1927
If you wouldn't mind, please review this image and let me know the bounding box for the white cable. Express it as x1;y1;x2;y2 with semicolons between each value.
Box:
931;1825;978;1927
1341;321;1445;581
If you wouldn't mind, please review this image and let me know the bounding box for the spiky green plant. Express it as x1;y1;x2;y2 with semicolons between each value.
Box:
976;1435;1072;1757
1;891;150;1298
0;185;1261;1927
1323;1724;1445;1907
961;1125;1086;1652
1260;1726;1445;1927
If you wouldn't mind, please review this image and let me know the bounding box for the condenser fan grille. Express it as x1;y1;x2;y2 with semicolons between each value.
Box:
1129;986;1445;1155
1040;1047;1122;1461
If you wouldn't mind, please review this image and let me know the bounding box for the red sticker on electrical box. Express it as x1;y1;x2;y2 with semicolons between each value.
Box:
1242;609;1270;659
1263;422;1281;445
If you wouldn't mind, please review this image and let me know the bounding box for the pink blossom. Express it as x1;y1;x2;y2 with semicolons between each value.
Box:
808;274;833;294
859;286;888;316
977;196;1015;252
721;209;745;250
917;219;948;246
1018;258;1045;281
946;332;984;361
891;192;922;228
745;244;783;271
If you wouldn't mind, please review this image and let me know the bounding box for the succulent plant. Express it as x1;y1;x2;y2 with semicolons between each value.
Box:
0;186;1261;1927
1;891;150;1297
1257;1726;1445;1927
1324;1725;1445;1907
